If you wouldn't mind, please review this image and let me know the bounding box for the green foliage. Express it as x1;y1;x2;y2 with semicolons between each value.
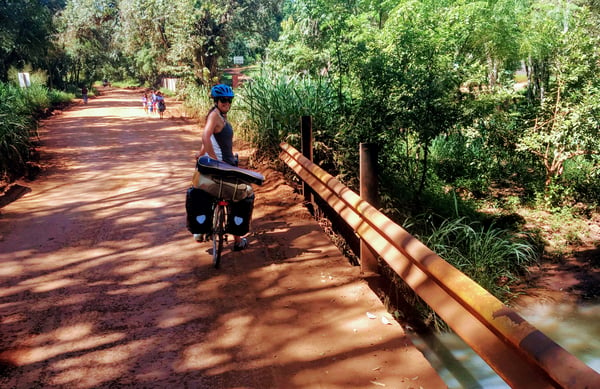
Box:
0;76;73;183
118;0;283;85
562;156;600;206
0;83;32;178
0;0;58;82
54;0;119;88
179;83;213;119
47;88;74;106
238;70;340;162
0;83;40;181
517;4;600;190
414;215;539;302
430;134;490;192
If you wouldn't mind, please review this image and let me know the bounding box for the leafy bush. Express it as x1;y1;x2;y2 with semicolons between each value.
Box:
562;156;600;207
179;83;212;119
48;89;74;106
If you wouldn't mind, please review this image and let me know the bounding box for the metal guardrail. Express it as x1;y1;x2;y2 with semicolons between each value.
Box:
280;142;600;389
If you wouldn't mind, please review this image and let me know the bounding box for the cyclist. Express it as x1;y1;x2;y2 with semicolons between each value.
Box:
194;84;248;251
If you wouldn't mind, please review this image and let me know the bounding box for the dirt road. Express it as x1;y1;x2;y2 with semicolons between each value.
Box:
0;89;446;388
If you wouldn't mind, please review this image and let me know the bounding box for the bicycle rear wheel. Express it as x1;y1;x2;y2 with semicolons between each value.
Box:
212;203;226;268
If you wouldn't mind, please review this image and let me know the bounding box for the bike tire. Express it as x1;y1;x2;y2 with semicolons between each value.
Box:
212;204;225;268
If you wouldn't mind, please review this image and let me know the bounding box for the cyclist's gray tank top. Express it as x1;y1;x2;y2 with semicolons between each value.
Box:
213;115;235;165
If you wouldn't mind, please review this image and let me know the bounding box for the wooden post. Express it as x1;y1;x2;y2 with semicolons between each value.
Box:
360;143;379;274
301;116;313;207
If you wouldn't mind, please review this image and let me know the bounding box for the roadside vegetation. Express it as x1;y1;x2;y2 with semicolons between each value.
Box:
1;0;599;326
231;1;600;305
0;71;73;186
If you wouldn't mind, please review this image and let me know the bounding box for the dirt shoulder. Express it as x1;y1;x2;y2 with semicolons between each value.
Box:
506;204;600;308
0;88;445;388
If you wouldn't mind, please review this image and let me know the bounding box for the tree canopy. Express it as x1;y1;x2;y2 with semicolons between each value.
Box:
2;0;599;208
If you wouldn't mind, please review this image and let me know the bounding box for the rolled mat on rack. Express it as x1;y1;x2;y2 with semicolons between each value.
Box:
196;156;265;186
191;170;253;202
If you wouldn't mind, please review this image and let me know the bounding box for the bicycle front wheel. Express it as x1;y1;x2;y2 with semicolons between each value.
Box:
212;204;225;268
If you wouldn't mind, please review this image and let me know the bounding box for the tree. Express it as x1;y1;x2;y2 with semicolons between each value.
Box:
0;0;58;82
117;0;174;84
158;0;282;84
55;0;119;86
517;5;600;189
343;1;468;199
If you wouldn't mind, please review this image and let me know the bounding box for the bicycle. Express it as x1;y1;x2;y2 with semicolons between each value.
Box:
211;197;229;268
194;155;264;269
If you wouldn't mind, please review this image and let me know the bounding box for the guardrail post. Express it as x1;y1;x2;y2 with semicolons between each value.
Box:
360;143;379;274
301;116;314;207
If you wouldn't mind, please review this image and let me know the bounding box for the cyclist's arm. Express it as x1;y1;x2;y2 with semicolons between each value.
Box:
194;143;205;160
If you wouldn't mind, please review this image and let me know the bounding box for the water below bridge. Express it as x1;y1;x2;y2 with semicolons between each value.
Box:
410;302;600;388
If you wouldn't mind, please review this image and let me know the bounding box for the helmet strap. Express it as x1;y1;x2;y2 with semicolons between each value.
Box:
214;102;227;116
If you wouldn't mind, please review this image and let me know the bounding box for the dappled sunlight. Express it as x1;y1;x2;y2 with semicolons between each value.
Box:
2;330;126;366
156;303;213;329
119;264;181;286
124;281;172;295
50;339;155;387
0;257;32;277
214;314;255;349
54;323;94;341
178;343;232;374
113;259;152;275
31;277;79;293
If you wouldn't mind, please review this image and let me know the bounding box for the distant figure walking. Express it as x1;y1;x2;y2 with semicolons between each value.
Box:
81;86;88;104
147;90;154;115
149;90;156;115
156;91;166;119
142;93;148;113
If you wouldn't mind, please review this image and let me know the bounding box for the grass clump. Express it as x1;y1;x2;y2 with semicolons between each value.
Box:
0;80;73;184
413;215;539;302
236;70;339;160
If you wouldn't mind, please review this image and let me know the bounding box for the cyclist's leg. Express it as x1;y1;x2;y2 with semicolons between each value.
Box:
233;235;248;251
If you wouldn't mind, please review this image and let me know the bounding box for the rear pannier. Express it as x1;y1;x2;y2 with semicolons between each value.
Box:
226;194;255;236
186;187;214;234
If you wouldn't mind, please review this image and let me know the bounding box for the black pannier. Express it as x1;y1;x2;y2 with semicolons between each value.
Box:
186;187;215;234
226;194;255;236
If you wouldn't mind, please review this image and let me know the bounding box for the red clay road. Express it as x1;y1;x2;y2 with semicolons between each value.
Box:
0;88;446;388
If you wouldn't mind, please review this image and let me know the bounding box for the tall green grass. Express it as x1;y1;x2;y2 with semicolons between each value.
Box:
415;215;539;301
179;83;212;119
0;81;72;183
237;70;339;159
0;83;35;182
230;70;542;309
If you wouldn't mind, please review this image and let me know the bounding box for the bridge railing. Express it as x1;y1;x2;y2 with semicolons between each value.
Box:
280;138;600;389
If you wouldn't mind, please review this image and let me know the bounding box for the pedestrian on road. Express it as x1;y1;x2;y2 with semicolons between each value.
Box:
141;93;148;113
156;91;166;119
147;90;154;115
81;86;88;104
150;90;158;115
195;84;248;251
